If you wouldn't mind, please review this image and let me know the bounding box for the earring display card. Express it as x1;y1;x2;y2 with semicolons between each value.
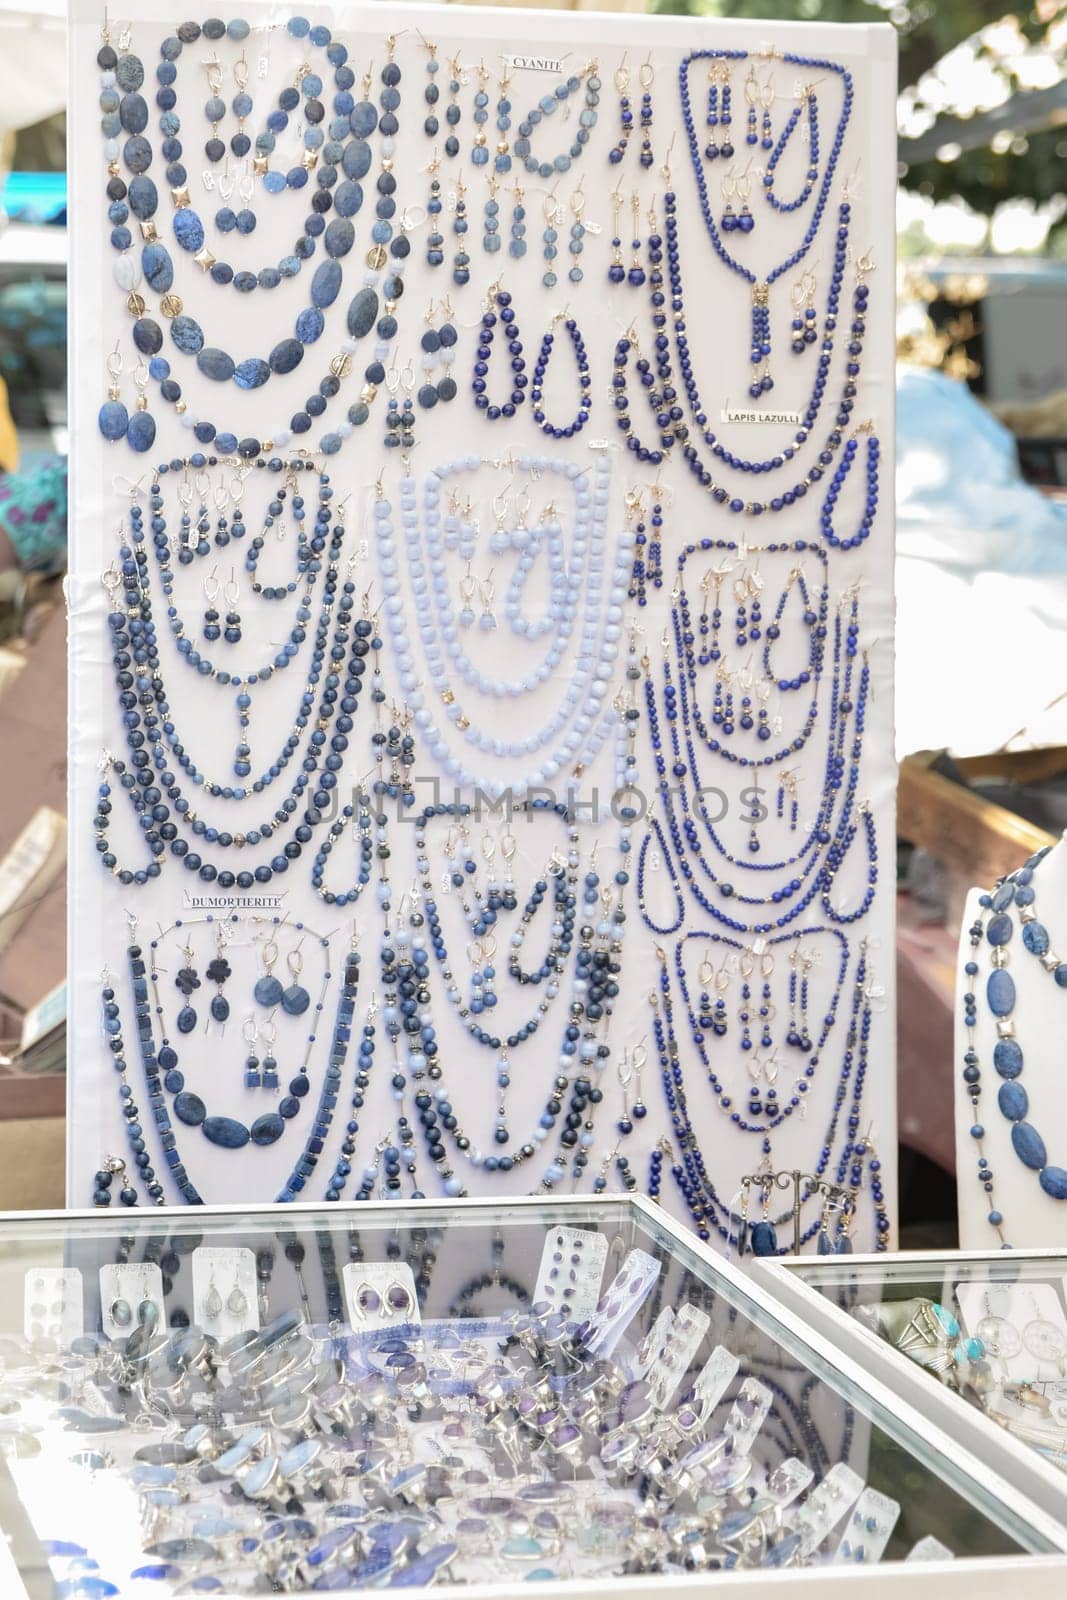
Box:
23;1269;84;1346
649;1302;711;1409
192;1246;259;1339
791;1462;865;1556
533;1224;608;1324
832;1486;901;1564
98;1262;165;1341
634;1304;675;1378
584;1247;661;1356
956;1279;1067;1383
68;0;898;1246
724;1375;773;1456
692;1342;741;1411
342;1260;420;1336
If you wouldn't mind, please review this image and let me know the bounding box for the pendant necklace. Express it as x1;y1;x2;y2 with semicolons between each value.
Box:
677;48;853;396
413;803;578;1050
144;916;331;1151
651;936;874;1251
94;526;377;890
375;449;631;794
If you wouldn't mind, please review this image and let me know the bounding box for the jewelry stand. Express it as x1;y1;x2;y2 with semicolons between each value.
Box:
739;1168;852;1256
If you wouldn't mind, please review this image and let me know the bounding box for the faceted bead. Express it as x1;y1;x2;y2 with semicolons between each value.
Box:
254;975;284;1006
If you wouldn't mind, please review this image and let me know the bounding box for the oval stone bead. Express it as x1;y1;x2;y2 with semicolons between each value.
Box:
173;208;205;253
1039;1165;1067;1200
993;1037;1023;1079
986;968;1015;1017
324;218;354;258
197;347;236;382
170;315;204;355
333;178;363;217
142;243;174;292
311;260;342;309
173;1091;206;1127
986;913;1013;946
123;134;153;173
127;175;158;219
1022;921;1050;956
98;400;128;440
269;338;303;375
127;411;156;453
115;53;145;91
234;357;270;390
113;255;142;294
132;318;163;355
250;1113;285;1146
991;883;1015;912
348;104;376;139
295;308;324;345
346;287;378;339
119;93;148;135
203;1116;251;1150
997;1081;1027;1122
1011;1120;1047;1171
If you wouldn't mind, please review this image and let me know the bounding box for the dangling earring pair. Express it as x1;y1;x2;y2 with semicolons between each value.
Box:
203;1267;250;1320
720;168;754;234
243;1013;279;1090
98;345;156;453
203;568;241;643
384;364;416;450
610;54;654;168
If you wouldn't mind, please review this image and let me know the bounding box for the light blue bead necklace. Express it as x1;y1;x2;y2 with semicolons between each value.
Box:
375;451;631;793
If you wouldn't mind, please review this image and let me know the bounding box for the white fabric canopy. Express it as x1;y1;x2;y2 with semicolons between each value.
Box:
0;3;65;136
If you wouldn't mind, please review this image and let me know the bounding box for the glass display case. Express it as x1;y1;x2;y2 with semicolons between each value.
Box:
0;1198;1063;1600
752;1249;1067;1537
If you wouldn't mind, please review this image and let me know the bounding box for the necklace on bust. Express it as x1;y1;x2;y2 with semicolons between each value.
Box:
961;844;1067;1249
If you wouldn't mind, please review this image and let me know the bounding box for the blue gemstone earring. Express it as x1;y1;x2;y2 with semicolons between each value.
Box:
254;939;283;1007
260;1014;279;1090
542;191;561;288
627;192;645;287
745;66;759;146
281;948;310;1016
243;1015;261;1087
637;56;654;168
206;930;232;1025
425;154;445;268
791;268;818;354
202;567;221;642
483;175;501;255
608;55;632;166
444;52;462;158
452;178;470;285
175;943;200;1034
607;189;625;285
222;570;241;644
508;182;527;260
567;182;586;285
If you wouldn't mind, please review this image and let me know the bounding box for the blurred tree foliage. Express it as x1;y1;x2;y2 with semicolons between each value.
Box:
652;0;1067;220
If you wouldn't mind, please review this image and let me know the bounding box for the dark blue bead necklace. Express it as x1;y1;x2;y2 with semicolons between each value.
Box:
651;937;874;1250
99;977;171;1205
677;49;853;395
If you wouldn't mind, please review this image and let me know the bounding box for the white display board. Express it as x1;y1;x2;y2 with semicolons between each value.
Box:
68;1;897;1249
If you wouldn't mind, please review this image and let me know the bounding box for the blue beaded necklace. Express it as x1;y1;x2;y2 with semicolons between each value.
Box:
651;936;874;1250
962;845;1067;1248
671;928;850;1135
94;498;378;890
99;974;171;1205
762;84;820;214
144;918;332;1151
677;49;853;395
